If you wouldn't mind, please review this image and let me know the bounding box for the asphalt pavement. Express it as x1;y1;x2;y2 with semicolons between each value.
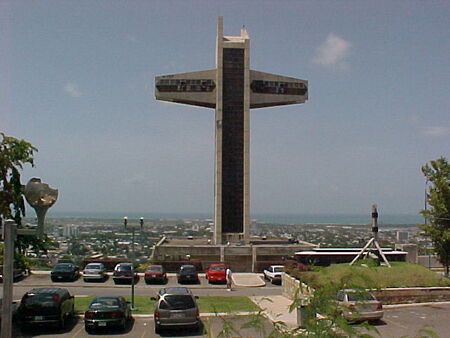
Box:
4;271;450;337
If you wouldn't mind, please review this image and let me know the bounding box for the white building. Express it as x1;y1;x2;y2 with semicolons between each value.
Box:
63;224;79;238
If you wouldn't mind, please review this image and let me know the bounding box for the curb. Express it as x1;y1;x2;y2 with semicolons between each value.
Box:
75;311;260;319
383;301;450;309
16;283;234;290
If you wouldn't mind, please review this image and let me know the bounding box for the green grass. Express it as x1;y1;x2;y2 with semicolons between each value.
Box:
75;296;155;314
75;296;259;315
197;296;260;313
288;262;450;289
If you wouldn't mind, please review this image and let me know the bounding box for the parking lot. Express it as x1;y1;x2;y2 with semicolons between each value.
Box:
13;272;266;288
11;315;275;338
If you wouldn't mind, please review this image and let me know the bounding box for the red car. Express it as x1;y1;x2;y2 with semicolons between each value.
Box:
144;265;167;284
205;264;227;284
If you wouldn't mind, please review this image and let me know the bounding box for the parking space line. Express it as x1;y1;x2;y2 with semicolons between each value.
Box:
383;318;408;329
71;324;84;338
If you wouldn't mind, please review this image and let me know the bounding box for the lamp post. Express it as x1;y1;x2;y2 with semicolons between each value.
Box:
124;216;138;310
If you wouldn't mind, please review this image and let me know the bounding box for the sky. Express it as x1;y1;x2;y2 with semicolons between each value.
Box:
1;1;449;218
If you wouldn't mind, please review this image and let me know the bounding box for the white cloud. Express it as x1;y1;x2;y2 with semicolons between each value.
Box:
312;33;352;69
421;126;450;137
64;83;82;97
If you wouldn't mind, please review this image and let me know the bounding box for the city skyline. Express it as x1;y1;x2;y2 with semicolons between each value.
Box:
2;1;449;217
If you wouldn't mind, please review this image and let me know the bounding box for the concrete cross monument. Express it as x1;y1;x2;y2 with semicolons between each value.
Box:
155;17;308;244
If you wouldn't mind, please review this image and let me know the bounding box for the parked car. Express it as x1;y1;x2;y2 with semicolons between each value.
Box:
205;264;227;284
83;263;107;282
177;265;199;284
84;295;131;332
152;287;200;334
263;265;284;284
112;263;137;284
337;289;383;323
17;287;75;330
51;263;80;282
144;265;167;284
0;265;26;282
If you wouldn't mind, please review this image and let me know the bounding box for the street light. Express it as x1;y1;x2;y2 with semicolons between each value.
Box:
123;216;140;311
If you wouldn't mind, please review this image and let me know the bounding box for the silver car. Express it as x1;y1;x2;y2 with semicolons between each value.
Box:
337;289;383;323
83;263;106;282
152;287;200;334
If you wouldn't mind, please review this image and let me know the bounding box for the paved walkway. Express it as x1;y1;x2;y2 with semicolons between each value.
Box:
251;295;298;329
232;273;266;288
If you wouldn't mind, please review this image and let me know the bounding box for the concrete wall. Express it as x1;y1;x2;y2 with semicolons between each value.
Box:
395;244;418;264
282;273;450;304
372;287;450;304
282;272;314;300
154;243;314;272
417;255;444;269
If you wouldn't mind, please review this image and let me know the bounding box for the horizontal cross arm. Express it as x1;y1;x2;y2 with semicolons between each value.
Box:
155;69;216;108
249;70;308;109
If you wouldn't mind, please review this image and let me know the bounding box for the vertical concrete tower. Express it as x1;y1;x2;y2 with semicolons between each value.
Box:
155;17;308;244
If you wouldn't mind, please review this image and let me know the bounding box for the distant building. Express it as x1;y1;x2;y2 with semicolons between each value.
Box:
63;224;79;238
396;231;409;243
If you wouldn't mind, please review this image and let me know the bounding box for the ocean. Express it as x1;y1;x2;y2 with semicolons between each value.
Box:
47;211;423;225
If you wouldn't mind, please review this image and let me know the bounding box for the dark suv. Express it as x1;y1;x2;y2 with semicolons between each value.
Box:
177;265;199;284
112;263;138;284
51;263;79;282
17;288;75;330
152;287;200;334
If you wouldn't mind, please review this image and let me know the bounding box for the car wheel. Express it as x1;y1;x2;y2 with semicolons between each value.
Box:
85;325;93;333
155;323;161;334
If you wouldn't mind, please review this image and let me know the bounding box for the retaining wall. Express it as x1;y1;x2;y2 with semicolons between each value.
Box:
282;273;450;304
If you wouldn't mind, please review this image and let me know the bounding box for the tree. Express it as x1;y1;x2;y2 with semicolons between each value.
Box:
0;133;48;270
420;157;450;276
0;133;37;224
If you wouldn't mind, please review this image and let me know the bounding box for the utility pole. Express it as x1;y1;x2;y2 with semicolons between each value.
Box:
1;220;37;338
1;219;15;338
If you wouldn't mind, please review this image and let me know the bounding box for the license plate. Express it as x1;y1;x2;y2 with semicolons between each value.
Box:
98;322;107;327
34;316;44;321
171;313;184;319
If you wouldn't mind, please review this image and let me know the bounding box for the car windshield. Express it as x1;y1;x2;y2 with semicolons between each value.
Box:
148;266;162;272
181;266;195;272
53;265;72;271
160;295;195;310
86;264;101;270
117;265;132;271
347;292;375;302
23;294;56;307
90;298;120;309
210;266;225;271
274;267;283;273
